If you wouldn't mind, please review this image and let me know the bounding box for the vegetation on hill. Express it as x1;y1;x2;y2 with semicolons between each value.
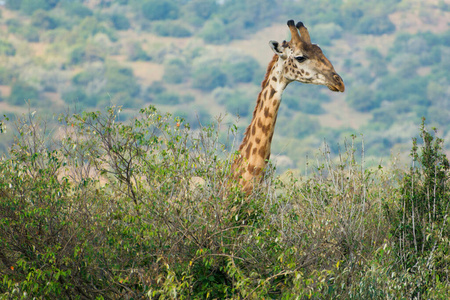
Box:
0;0;449;171
1;107;449;298
0;0;449;298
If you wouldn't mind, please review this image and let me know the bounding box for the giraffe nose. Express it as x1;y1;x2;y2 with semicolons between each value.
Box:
332;73;345;92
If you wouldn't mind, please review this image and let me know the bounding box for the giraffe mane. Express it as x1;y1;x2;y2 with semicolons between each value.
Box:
260;54;278;90
252;54;278;119
240;54;278;146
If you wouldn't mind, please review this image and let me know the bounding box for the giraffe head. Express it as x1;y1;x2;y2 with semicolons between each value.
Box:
269;20;345;92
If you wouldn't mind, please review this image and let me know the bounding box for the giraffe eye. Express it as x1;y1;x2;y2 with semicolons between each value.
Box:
295;56;307;63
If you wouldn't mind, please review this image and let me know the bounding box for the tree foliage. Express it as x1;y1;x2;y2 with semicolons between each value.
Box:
141;0;179;21
0;40;16;56
384;119;450;297
18;0;60;15
7;81;39;105
1;108;448;298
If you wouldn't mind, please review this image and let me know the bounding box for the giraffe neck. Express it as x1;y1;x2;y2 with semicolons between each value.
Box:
233;55;290;191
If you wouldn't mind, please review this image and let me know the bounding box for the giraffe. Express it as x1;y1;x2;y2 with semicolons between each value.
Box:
232;20;345;193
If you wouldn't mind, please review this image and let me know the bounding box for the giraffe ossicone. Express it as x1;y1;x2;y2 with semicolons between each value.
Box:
232;19;345;193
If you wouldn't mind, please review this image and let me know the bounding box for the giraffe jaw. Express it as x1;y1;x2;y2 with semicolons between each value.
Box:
327;85;345;92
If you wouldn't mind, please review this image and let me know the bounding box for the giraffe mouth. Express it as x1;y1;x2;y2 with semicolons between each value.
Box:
328;85;342;92
328;74;345;92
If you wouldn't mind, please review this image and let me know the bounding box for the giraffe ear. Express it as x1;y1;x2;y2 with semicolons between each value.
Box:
269;40;287;59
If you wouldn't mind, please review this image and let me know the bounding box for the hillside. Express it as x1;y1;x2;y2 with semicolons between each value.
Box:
1;1;450;298
0;0;449;172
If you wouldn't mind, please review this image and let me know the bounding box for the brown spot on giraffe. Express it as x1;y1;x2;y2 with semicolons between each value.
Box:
257;118;263;128
255;137;261;144
269;87;276;99
254;167;262;176
262;124;271;135
258;147;265;159
245;142;253;158
264;106;273;118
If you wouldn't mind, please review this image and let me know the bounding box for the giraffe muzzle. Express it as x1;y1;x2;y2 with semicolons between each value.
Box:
328;73;345;92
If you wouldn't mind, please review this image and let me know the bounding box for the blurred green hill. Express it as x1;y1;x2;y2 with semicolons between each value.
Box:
0;0;449;171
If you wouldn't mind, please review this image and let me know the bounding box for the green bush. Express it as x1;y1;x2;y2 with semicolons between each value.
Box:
146;81;166;96
163;58;190;84
1;107;240;298
282;85;328;114
5;18;21;33
61;2;93;18
173;105;212;127
312;23;343;46
105;64;140;97
370;106;399;129
278;113;321;139
182;94;195;103
373;73;428;106
192;65;227;91
0;67;15;85
153;21;192;37
420;46;441;66
19;0;59;15
365;47;389;77
198;18;231;44
31;10;59;30
127;42;151;61
221;55;260;84
72;69;98;86
141;0;179;21
185;0;218;26
0;40;16;56
357;14;396;35
18;25;40;42
152;91;180;105
1;108;449;298
6;0;22;10
337;7;364;30
69;46;86;65
214;87;254;117
69;43;107;65
7;81;39;105
71;64;140;107
347;86;379;112
77;17;118;42
61;88;97;106
109;13;130;30
385;119;450;297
